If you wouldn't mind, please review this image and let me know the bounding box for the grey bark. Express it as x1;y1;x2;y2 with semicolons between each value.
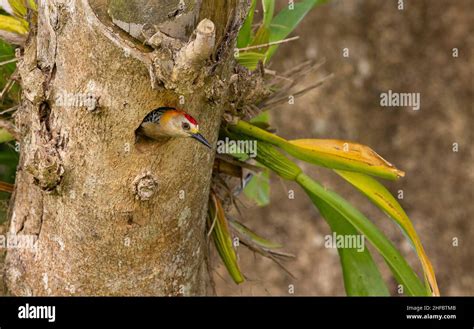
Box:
3;0;248;296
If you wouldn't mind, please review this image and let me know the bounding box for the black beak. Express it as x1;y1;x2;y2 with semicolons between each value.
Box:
191;133;212;149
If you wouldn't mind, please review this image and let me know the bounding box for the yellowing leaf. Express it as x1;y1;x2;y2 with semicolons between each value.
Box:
0;181;14;193
335;170;439;296
208;194;245;284
0;14;28;34
229;121;404;180
0;128;15;143
8;0;36;18
286;139;405;180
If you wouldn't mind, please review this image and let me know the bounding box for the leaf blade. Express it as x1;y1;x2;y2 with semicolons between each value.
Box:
236;0;256;48
243;169;270;206
310;195;390;296
261;0;275;29
335;170;439;296
287;139;405;180
0;14;28;34
235;51;265;70
8;0;37;18
296;173;428;296
0;129;14;143
208;195;245;284
229;219;283;249
229;120;404;180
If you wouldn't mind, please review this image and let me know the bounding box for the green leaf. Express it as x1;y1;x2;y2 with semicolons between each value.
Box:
250;111;270;125
0;40;20;106
335;170;439;296
235;51;265;70
266;0;328;61
310;195;390;296
243;169;270;206
296;173;428;296
254;140;302;180
229;119;288;147
249;111;272;130
237;0;256;48
261;0;275;28
239;1;273;53
0;147;18;162
229;219;282;249
0;129;14;143
0;143;19;188
0;39;16;77
208;195;245;284
248;25;270;54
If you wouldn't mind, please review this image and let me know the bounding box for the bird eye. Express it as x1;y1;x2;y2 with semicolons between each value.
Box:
182;122;191;130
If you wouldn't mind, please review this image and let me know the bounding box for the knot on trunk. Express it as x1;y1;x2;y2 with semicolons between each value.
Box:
26;147;64;192
132;172;158;201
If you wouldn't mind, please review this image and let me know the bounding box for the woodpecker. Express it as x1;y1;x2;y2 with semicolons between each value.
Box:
137;107;211;148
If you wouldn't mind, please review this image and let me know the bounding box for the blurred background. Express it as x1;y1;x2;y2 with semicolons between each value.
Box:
0;0;472;296
214;0;473;296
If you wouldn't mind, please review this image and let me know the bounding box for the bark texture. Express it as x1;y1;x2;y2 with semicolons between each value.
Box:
4;0;248;295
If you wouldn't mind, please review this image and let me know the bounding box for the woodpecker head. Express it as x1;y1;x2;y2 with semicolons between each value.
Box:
139;107;211;148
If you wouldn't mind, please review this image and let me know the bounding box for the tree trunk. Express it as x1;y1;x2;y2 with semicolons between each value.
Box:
4;0;248;296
